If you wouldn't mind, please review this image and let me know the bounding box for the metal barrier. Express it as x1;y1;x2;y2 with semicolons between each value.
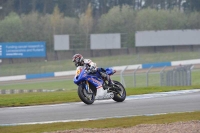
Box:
120;65;194;88
161;65;193;86
120;66;128;88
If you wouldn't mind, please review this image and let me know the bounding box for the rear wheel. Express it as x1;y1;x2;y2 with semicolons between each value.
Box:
112;80;126;102
78;85;95;105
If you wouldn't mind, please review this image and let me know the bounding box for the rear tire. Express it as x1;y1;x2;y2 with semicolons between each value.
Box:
112;80;126;102
78;85;95;105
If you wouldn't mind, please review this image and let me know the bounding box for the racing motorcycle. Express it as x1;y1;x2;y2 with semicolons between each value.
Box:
73;65;126;105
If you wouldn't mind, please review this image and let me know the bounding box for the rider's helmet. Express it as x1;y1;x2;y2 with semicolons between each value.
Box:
72;54;84;67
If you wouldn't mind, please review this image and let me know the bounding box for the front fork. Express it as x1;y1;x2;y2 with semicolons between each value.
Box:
84;81;93;94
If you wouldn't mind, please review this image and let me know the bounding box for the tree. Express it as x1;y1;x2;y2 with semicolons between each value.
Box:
51;5;64;33
79;3;93;49
187;11;200;29
136;8;187;31
21;12;45;42
183;0;200;12
0;12;23;42
98;5;137;47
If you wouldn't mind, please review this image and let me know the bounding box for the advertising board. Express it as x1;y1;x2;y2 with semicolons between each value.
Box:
0;42;46;58
90;33;121;49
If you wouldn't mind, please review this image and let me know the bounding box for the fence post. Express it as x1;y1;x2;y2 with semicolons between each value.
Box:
187;65;194;86
173;68;176;86
120;66;128;88
146;66;153;87
160;66;166;86
133;66;140;87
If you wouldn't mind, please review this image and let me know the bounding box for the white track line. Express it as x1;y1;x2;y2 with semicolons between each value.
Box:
1;111;195;126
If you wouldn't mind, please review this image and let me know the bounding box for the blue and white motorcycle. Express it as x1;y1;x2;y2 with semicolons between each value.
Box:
73;66;126;105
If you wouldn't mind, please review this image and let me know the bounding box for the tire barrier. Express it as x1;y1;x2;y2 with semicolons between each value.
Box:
0;89;65;95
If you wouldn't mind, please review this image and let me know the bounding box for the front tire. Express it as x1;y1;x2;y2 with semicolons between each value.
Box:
112;80;126;102
78;85;95;105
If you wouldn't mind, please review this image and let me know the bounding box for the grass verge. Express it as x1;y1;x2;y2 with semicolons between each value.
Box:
1;69;200;90
1;51;200;76
0;86;200;107
0;80;76;90
0;111;199;133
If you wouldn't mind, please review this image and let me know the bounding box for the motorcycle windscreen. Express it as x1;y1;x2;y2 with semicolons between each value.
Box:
75;66;83;77
105;67;115;75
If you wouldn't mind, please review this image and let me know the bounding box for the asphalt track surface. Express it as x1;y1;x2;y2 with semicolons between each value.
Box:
0;90;200;126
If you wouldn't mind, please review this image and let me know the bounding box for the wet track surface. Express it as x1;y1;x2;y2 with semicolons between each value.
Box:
0;90;200;125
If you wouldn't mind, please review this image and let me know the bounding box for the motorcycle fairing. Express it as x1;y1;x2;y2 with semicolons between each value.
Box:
105;67;115;75
74;67;104;88
95;86;114;100
74;66;115;100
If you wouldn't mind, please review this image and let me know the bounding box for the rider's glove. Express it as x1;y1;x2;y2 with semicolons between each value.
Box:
90;66;96;73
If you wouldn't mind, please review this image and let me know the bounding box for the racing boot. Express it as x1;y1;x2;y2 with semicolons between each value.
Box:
100;72;114;87
107;76;114;87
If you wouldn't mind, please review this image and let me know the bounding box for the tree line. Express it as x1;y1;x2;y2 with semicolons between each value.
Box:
0;0;200;18
0;1;200;50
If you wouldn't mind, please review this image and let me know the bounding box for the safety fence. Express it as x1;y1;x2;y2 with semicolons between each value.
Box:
161;65;192;86
120;65;194;88
0;65;199;95
0;59;200;82
0;59;200;95
1;51;200;77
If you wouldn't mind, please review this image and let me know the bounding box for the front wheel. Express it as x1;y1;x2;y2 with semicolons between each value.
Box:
112;80;126;102
78;84;95;105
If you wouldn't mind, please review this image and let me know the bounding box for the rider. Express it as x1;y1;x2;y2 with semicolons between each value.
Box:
72;54;114;87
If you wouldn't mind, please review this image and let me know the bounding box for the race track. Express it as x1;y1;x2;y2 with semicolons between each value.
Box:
0;90;200;126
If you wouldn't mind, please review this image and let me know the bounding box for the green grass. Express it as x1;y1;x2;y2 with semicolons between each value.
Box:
0;80;77;90
0;68;199;107
1;69;200;90
192;69;200;85
0;91;79;107
1;52;200;132
0;86;200;107
116;69;200;87
0;51;200;76
125;86;200;95
0;111;199;133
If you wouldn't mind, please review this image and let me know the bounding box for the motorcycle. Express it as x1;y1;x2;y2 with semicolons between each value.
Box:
73;66;126;105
